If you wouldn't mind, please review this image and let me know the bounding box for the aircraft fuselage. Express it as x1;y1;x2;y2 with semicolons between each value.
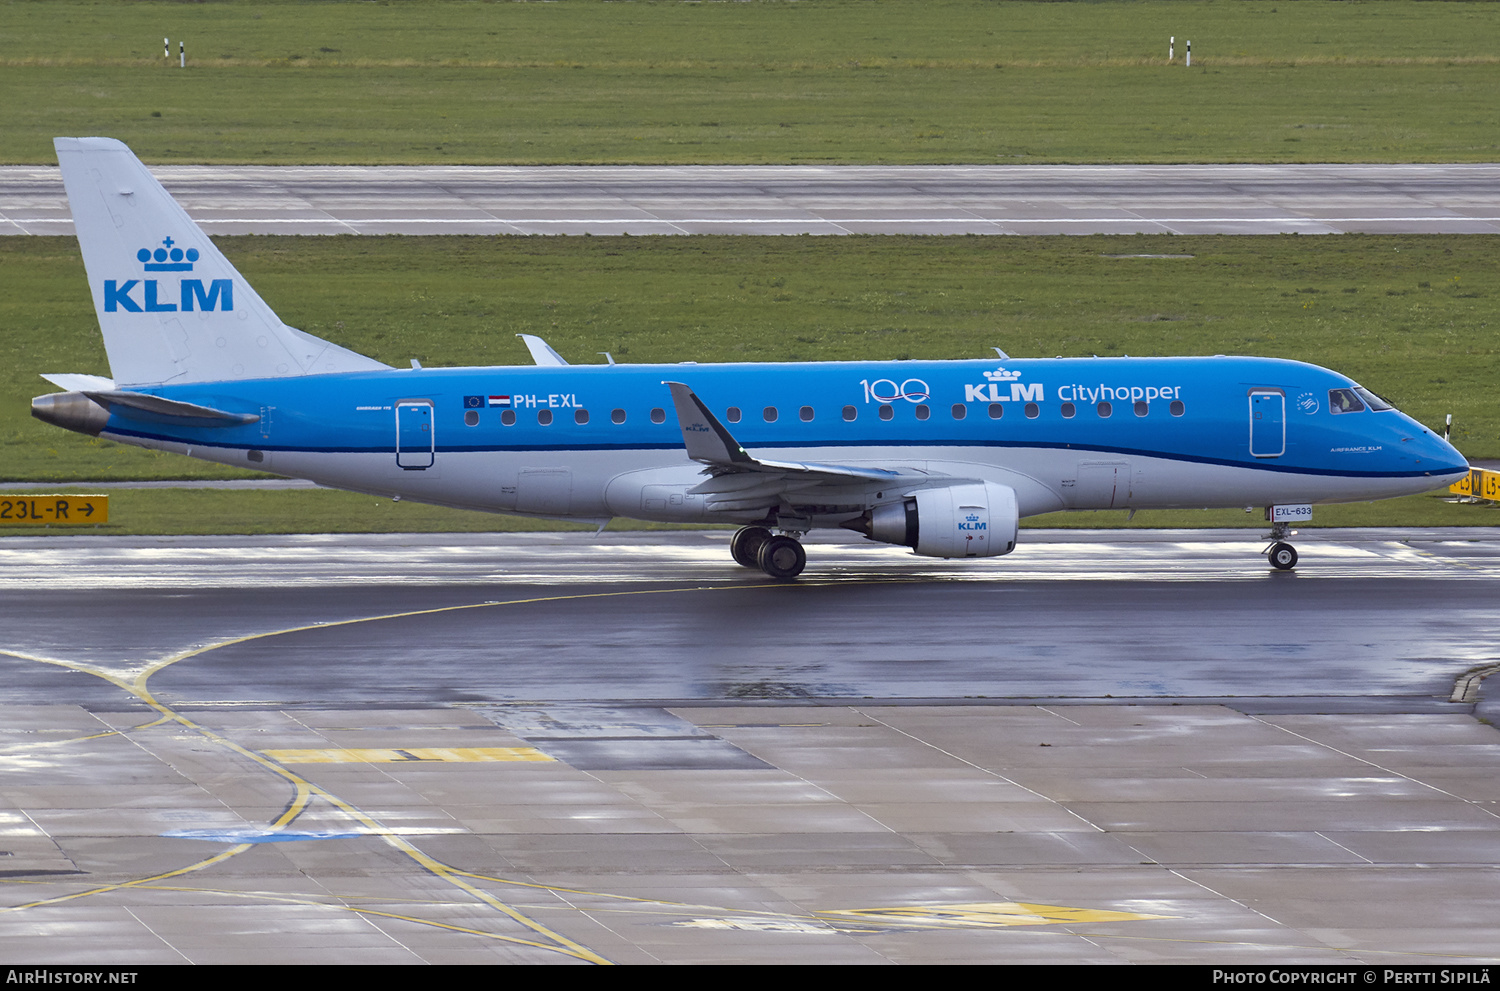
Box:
80;355;1465;527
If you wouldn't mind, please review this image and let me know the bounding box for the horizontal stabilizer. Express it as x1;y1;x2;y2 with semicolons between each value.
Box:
42;373;115;392
83;390;260;426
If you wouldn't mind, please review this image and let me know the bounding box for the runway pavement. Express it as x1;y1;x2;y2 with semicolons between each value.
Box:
5;163;1500;236
2;528;1498;707
8;153;1500;961
0;531;1497;964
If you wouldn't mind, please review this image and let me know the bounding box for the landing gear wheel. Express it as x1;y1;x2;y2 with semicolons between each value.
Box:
730;526;771;568
1268;542;1298;571
757;535;806;580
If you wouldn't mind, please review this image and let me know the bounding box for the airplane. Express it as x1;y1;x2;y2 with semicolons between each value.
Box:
31;137;1469;579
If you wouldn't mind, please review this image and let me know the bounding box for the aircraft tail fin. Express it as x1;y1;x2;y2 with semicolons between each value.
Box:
54;137;390;387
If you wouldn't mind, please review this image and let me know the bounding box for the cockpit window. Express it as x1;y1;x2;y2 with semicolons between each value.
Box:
1354;386;1393;411
1328;388;1365;414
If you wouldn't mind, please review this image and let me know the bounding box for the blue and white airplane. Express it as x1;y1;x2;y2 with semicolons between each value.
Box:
32;138;1469;578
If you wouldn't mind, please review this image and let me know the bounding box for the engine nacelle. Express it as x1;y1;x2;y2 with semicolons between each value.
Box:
844;481;1019;558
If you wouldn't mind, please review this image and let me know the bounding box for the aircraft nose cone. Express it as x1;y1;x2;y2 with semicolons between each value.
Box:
1418;433;1469;482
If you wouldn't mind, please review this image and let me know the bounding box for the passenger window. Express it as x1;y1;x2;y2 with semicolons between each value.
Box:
464;410;480;427
538;409;553;425
1169;400;1185;417
1329;389;1366;414
842;405;857;421
951;404;966;420
988;403;1003;419
727;407;741;423
914;404;930;421
611;408;626;424
501;409;516;426
575;408;589;425
650;408;665;424
878;404;894;421
1134;400;1148;417
1061;402;1076;418
799;406;814;422
763;406;778;422
1024;402;1040;419
1097;401;1112;418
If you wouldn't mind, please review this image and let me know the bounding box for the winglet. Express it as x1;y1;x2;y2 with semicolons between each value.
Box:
663;382;752;465
517;334;569;366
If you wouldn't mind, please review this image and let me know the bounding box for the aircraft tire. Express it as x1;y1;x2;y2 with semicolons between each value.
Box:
757;535;806;580
1268;542;1298;571
731;526;772;568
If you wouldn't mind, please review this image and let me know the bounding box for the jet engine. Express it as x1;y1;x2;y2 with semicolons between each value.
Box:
842;481;1018;558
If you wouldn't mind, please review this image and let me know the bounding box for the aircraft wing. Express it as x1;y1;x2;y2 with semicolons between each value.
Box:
663;380;912;512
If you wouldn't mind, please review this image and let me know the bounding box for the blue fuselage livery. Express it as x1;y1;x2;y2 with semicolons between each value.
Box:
32;138;1469;578
54;355;1465;576
101;357;1457;513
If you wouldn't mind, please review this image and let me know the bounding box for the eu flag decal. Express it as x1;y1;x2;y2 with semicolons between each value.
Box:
464;395;484;409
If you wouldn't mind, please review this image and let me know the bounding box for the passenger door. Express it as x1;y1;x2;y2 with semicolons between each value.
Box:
1249;390;1285;459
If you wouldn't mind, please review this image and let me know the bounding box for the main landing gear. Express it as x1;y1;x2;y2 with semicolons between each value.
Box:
1264;522;1298;571
730;526;807;580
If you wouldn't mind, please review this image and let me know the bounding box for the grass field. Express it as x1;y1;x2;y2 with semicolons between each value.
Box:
6;232;1497;484
3;1;1500;164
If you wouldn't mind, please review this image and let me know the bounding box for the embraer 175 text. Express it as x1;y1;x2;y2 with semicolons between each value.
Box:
32;138;1469;578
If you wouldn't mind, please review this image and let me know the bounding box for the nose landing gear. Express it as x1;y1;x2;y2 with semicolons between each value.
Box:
1264;521;1299;571
1267;541;1298;571
730;526;807;580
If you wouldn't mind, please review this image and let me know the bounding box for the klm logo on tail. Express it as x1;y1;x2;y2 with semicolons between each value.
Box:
104;237;233;313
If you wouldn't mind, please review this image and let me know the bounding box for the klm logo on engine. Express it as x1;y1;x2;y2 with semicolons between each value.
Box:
965;367;1043;404
958;513;987;531
104;237;233;313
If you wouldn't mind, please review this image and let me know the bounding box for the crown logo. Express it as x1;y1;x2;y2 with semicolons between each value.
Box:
965;513;980;522
983;368;1021;382
137;237;198;272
